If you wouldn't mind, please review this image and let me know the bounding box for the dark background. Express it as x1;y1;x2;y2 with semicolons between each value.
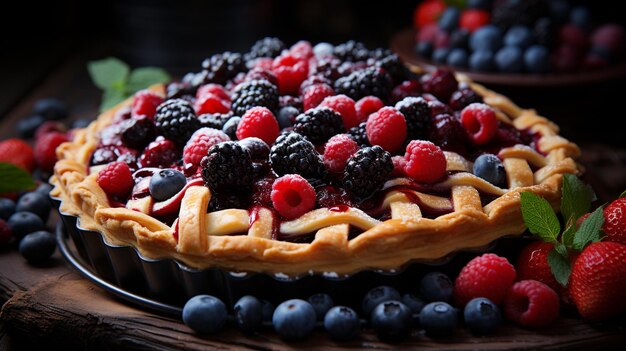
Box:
1;0;625;147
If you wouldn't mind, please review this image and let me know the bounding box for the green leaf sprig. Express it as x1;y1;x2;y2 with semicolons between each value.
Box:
520;174;603;286
0;162;36;193
87;57;170;112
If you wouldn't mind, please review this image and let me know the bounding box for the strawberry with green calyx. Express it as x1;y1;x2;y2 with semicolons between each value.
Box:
519;174;626;320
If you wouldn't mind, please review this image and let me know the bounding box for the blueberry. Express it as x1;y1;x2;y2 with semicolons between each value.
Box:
495;46;524;73
449;29;470;49
0;198;16;221
463;297;502;335
504;25;534;49
182;295;227;334
18;230;56;264
277;106;299;129
33;98;68;120
402;293;426;314
438;7;461;32
16;192;50;223
469;50;496;72
467;0;492;10
473;154;506;187
420;272;453;302
35;182;53;196
16;115;45;139
7;212;45;240
149;169;186;201
261;299;275;322
419;302;459;337
234;295;263;333
470;25;502;52
446;48;469;68
308;293;334;321
222;116;242;140
432;48;451;64
370;300;413;341
272;299;317;340
71;118;92;129
239;137;270;160
415;41;434;58
570;6;590;31
323;306;361;341
313;42;334;57
524;45;551;74
361;285;401;318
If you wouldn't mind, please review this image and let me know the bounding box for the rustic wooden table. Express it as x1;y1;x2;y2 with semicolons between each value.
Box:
1;52;626;351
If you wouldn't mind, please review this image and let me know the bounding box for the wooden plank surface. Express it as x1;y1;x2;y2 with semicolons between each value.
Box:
1;51;626;350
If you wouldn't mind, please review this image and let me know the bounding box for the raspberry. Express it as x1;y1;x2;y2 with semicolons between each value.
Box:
231;79;279;116
423;69;458;102
154;99;201;144
34;132;69;173
503;280;560;328
343;146;393;199
201;141;254;192
403;140;447;183
34;121;67;141
334;67;393;101
395;96;431;141
294;107;344;145
139;137;180;168
319;94;358;129
516;241;560;293
236;107;280;145
454;253;517;307
290;40;314;59
603;197;626;245
323;134;359;173
244;68;278;87
449;88;483;111
201;52;246;85
299;75;332;96
460;103;498;145
96;161;134;199
271;174;316;219
0;138;35;173
460;9;491;32
270;132;325;178
196;84;230;102
302;84;335;111
355;96;384;124
183;128;231;168
391;155;407;177
0;219;12;245
132;90;164;118
194;93;230;115
365;107;407;153
389;80;422;104
272;53;309;95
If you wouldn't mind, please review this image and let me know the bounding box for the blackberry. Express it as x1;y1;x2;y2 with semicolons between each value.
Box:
533;17;556;47
222;116;242;140
429;114;469;156
370;50;410;85
269;132;325;178
201;52;247;85
154;99;201;144
201;141;254;192
333;40;370;62
347;122;369;146
198;113;233;130
120;116;157;150
395;97;432;140
166;81;194;100
334;67;392;101
208;191;249;212
293;107;345;145
231;79;279;116
449;88;483;111
343;146;393;199
246;37;286;61
314;57;344;81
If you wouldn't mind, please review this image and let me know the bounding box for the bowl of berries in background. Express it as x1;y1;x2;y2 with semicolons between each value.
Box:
391;0;626;87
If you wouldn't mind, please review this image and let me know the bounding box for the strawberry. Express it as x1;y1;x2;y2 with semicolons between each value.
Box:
0;138;35;173
569;242;626;320
602;197;626;245
459;9;491;33
413;0;446;29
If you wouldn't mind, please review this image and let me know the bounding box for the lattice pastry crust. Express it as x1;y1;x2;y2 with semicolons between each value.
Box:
51;78;581;276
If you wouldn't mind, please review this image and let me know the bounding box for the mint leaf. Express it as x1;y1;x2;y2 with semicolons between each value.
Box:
126;67;170;94
573;206;604;251
100;88;126;112
0;163;36;193
561;174;592;225
562;224;576;248
88;57;130;90
548;247;571;286
520;192;561;242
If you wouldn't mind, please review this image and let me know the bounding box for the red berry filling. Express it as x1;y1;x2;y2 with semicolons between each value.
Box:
271;174;316;219
365;107;407;153
461;103;498;145
236;107;280;145
403;140;447;183
503;280;560;328
97;161;134;199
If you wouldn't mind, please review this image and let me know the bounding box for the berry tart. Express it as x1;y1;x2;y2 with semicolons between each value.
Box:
50;38;580;278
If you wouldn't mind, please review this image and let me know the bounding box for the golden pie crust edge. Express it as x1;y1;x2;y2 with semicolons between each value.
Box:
50;79;581;276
